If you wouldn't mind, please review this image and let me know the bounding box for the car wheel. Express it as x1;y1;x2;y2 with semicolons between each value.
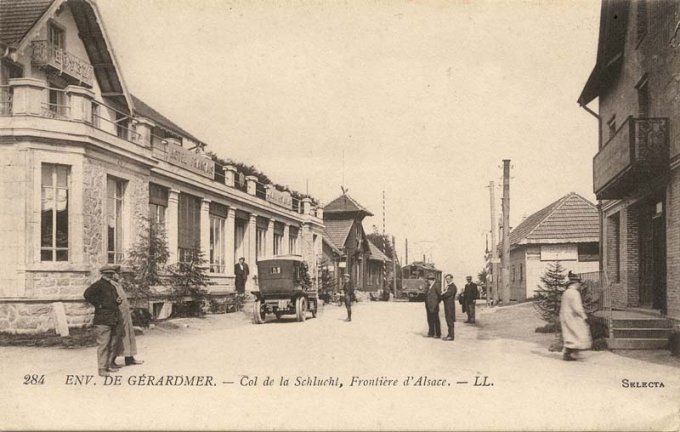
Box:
253;300;265;324
296;297;307;322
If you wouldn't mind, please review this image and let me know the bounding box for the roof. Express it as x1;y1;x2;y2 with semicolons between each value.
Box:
324;194;374;217
0;0;53;47
367;240;390;262
506;193;599;248
323;219;354;250
131;94;204;145
578;0;629;106
321;228;343;255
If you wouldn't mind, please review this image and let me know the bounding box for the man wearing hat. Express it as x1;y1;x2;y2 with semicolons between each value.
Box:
109;266;144;367
559;271;592;361
424;274;441;338
342;273;354;322
463;276;479;324
84;264;124;377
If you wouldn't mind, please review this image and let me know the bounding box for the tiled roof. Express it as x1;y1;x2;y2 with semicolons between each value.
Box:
508;192;599;247
324;194;373;217
131;94;204;145
324;219;354;250
367;240;390;262
321;227;342;255
0;0;54;46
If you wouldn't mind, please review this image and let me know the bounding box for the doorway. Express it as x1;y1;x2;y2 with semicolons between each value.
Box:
638;193;667;314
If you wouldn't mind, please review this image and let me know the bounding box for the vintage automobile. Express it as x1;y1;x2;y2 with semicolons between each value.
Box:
400;262;442;302
251;256;319;323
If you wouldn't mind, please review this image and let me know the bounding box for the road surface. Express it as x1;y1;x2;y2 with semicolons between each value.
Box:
1;301;678;430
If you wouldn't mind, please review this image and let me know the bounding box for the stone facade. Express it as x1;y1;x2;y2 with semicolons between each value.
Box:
0;0;326;334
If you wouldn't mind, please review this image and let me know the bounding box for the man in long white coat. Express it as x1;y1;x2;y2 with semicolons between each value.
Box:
559;272;592;361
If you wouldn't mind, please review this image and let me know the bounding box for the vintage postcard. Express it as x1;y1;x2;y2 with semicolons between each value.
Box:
0;0;679;430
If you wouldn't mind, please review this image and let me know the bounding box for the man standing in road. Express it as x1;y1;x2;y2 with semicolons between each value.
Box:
83;265;123;377
234;257;250;295
343;273;354;322
464;276;479;324
560;272;592;361
109;265;144;367
424;275;441;338
441;274;457;341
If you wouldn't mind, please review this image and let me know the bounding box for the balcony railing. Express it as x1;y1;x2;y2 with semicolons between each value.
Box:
593;116;669;200
31;41;94;87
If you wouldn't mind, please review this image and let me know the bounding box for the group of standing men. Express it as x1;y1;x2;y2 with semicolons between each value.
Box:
424;274;479;340
84;265;144;377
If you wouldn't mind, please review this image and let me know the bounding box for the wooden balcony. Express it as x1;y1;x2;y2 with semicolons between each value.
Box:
593;117;669;200
31;40;94;87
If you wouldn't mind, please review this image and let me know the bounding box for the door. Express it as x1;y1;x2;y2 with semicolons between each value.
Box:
651;206;667;314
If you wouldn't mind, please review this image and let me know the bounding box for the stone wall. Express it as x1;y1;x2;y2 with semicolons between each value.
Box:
0;301;94;334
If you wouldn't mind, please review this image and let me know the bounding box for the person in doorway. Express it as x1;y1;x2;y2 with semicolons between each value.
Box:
343;273;354;322
83;265;123;377
424;275;441;338
108;265;144;367
441;274;457;341
234;257;250;295
560;272;592;361
464;276;479;324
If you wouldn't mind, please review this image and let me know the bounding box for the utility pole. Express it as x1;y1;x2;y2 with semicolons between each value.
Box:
501;160;511;305
405;238;408;265
392;235;397;300
488;180;500;306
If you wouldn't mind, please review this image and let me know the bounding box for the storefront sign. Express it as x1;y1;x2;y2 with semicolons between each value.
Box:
266;187;293;210
540;244;577;261
160;140;215;179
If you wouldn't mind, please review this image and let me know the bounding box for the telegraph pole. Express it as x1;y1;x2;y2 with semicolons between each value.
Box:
488;181;500;306
501;160;511;304
392;235;397;299
405;238;408;265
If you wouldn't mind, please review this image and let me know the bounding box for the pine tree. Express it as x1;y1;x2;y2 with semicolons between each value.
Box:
121;218;170;306
533;261;567;328
167;249;212;316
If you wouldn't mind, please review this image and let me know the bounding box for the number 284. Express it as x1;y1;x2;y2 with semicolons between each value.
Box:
23;374;45;385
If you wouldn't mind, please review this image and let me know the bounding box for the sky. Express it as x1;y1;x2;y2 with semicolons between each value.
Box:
97;0;601;281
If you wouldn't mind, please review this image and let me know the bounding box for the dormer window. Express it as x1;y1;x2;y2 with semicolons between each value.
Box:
48;22;64;50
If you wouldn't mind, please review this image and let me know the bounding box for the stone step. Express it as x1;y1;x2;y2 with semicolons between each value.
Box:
611;319;673;329
608;338;669;350
612;328;672;339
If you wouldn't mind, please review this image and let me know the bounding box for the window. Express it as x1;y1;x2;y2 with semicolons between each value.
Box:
256;228;266;259
210;215;225;273
48;23;64;50
273;221;284;256
91;102;100;128
512;266;516;282
274;234;283;256
578;242;600;262
289;226;299;255
520;263;523;281
637;76;650;118
107;177;126;263
116;112;129;140
636;0;648;45
48;86;67;117
607;115;617;140
209;202;228;273
149;183;168;228
607;214;621;283
178;193;201;262
41;164;69;261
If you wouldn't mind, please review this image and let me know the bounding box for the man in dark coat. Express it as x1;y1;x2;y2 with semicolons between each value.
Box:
342;273;355;322
464;276;479;324
83;265;123;377
424;275;441;337
441;274;457;341
234;257;250;295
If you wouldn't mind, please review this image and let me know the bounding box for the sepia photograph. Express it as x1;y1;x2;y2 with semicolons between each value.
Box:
0;0;679;430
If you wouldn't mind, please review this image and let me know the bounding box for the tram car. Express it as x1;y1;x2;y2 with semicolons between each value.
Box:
252;256;319;323
400;262;442;302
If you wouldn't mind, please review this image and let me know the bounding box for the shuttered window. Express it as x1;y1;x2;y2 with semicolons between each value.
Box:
178;193;201;262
